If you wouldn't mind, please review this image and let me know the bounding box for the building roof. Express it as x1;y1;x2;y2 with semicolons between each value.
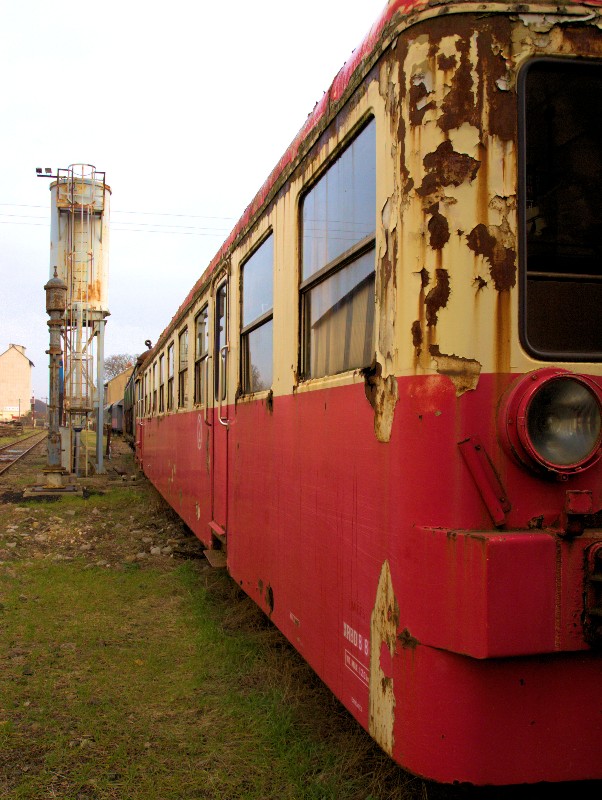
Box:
0;343;34;367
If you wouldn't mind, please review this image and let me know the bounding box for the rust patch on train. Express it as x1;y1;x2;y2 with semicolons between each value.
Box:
363;362;399;444
466;224;516;291
437;52;457;72
417;140;480;204
380;205;398;291
495;289;512;376
438;33;480;134
370;560;399;757
425;140;480;189
397;628;419;650
409;76;435;127
411;320;423;356
412;269;429;366
428;207;450;250
378;205;399;365
563;25;602;58
419;15;515;140
425;268;450;326
265;584;274;616
477;22;515;141
429;345;481;396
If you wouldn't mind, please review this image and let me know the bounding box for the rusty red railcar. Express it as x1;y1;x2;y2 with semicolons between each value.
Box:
134;0;602;784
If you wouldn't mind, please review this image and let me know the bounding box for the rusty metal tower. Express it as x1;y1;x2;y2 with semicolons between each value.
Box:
46;164;112;475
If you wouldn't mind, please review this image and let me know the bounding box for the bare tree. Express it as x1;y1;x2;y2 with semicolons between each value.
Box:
104;353;137;381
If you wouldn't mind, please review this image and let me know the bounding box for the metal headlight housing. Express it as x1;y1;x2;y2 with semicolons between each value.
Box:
499;369;602;477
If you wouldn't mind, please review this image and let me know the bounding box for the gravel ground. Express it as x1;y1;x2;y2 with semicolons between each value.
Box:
0;434;206;569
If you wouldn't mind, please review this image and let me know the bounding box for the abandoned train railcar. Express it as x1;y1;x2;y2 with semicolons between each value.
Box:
134;0;602;785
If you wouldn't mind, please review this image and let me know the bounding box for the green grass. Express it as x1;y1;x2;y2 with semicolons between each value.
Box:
0;561;425;800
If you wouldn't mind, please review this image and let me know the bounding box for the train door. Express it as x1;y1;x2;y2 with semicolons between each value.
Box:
210;276;229;542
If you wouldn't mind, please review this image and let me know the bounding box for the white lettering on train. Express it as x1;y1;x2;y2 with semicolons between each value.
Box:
343;622;369;656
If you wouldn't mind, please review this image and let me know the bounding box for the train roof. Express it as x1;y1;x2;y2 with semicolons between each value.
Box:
152;0;602;354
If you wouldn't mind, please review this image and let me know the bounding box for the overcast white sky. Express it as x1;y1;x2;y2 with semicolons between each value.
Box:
0;0;387;400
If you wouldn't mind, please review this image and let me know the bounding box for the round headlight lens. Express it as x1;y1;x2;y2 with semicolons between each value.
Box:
526;378;601;468
498;369;602;477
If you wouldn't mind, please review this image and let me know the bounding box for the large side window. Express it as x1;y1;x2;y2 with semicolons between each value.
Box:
301;119;376;379
178;328;188;408
167;343;174;410
241;235;273;393
521;59;602;359
194;305;209;404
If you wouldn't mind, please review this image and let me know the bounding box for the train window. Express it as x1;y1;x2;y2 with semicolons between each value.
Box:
214;282;228;401
300;119;376;378
144;370;150;416
136;378;143;419
152;362;157;414
520;59;602;359
178;328;189;408
167;343;174;410
194;305;209;405
159;353;165;413
241;235;274;393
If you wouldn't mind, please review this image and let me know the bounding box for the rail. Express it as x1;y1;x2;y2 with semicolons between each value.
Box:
0;431;47;475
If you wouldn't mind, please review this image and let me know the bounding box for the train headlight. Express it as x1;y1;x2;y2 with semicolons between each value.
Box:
499;369;602;477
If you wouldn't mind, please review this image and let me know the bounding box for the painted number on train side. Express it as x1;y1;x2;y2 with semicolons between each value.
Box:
343;622;369;687
343;622;369;656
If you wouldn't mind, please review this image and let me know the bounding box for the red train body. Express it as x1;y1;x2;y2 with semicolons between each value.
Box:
134;1;602;784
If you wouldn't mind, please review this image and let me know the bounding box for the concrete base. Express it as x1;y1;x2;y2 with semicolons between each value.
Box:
23;484;83;498
44;470;68;488
24;469;83;497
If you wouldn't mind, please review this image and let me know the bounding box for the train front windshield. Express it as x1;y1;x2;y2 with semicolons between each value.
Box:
521;59;602;360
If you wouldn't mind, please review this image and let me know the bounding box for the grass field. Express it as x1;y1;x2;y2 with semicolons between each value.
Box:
0;560;429;800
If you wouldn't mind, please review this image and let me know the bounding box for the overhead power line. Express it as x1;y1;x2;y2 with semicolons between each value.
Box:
0;202;236;222
0;209;232;237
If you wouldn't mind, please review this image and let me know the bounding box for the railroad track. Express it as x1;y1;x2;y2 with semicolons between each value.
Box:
0;431;47;475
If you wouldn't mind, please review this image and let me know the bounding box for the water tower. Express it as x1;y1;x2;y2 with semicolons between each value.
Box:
49;164;111;474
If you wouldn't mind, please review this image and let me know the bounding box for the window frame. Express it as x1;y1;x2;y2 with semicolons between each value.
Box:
518;56;602;362
144;369;150;416
299;118;377;380
158;353;165;413
136;377;143;420
178;327;189;408
214;281;228;402
167;342;174;411
152;362;157;414
194;304;210;405
241;232;274;394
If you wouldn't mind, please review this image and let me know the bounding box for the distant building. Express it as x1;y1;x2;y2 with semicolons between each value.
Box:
0;344;34;421
105;366;133;407
104;366;133;433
